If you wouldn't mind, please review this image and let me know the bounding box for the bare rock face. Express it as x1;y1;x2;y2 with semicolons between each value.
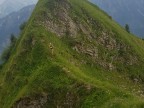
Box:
38;0;78;37
38;0;99;38
98;31;117;51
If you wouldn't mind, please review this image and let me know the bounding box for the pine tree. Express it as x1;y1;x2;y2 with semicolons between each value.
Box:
125;24;130;33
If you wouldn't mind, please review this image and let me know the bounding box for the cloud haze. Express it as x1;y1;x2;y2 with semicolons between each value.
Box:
0;0;5;4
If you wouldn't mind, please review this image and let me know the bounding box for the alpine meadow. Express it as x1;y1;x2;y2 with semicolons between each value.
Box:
0;0;144;108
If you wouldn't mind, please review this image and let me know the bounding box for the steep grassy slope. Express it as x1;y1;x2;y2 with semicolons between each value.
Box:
1;0;144;107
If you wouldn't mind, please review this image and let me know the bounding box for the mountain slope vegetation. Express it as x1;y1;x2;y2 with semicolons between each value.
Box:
0;0;144;107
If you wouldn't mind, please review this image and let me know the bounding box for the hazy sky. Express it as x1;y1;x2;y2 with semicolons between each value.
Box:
0;0;5;4
0;0;38;4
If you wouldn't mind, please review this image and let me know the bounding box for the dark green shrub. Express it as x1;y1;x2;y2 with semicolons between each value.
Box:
0;34;17;62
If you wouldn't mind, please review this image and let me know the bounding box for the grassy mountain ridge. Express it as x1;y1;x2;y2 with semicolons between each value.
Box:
0;0;144;107
90;0;144;37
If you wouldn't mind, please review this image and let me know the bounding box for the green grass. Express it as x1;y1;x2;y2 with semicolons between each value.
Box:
0;0;144;107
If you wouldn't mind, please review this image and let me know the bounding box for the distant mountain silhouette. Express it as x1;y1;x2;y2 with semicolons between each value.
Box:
0;0;38;18
0;5;35;53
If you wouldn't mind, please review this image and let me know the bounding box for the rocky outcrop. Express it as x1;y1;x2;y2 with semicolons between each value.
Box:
12;94;47;108
37;0;140;71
